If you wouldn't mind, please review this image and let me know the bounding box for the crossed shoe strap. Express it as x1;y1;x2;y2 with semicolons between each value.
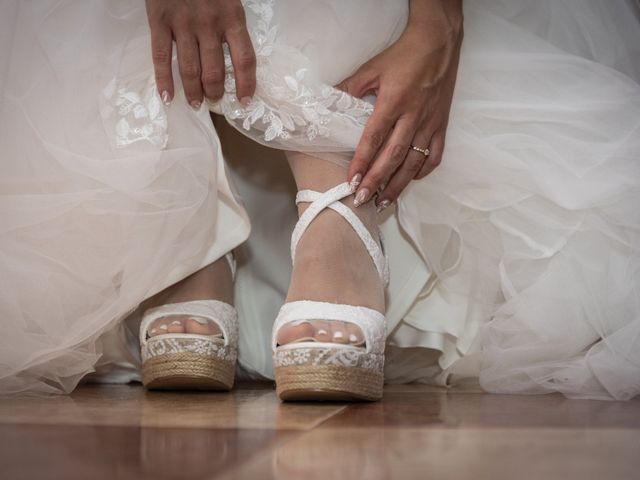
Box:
291;182;389;285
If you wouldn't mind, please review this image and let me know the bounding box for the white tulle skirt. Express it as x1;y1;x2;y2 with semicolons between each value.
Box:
1;0;638;400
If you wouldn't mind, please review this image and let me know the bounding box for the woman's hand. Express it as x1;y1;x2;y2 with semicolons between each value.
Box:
145;0;256;109
337;0;463;211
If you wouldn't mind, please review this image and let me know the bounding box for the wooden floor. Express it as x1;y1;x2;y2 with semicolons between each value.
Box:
1;382;639;480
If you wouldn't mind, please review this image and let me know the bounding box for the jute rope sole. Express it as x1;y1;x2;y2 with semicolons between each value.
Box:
142;352;235;391
275;364;383;401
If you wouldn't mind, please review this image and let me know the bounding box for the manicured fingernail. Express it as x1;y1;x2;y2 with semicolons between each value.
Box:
161;90;171;106
240;96;251;107
190;100;202;110
349;173;362;191
353;188;369;207
376;199;391;213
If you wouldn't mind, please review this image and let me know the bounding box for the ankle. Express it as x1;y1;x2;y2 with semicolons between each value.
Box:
141;256;234;313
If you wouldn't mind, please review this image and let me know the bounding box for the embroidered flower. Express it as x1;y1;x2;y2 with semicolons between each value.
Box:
213;0;373;145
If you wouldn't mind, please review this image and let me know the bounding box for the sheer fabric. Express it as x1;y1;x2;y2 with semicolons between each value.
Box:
0;1;250;394
0;0;638;400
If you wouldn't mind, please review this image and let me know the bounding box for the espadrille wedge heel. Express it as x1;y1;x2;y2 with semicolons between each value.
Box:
272;182;389;402
139;253;238;391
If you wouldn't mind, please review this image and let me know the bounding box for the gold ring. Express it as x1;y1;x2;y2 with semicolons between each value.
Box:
410;145;430;157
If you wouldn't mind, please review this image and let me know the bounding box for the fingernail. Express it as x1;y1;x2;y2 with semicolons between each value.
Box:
376;199;391;213
161;90;171;106
240;96;251;107
190;100;202;110
353;188;370;207
349;173;362;191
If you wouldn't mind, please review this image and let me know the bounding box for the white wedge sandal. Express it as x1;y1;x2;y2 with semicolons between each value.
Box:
139;253;238;390
272;182;389;401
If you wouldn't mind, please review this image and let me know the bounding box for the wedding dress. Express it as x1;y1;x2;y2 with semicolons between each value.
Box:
1;0;638;400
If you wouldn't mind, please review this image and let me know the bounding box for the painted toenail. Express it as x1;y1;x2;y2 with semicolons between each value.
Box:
188;316;209;325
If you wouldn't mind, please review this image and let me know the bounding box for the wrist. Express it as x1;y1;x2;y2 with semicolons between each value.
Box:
407;0;464;40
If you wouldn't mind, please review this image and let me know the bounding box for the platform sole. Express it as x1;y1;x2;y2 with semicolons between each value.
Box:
275;364;383;402
142;352;235;391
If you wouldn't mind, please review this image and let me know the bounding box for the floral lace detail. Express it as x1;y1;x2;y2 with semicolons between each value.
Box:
212;0;373;145
273;346;384;372
99;75;167;149
142;336;237;364
139;300;239;366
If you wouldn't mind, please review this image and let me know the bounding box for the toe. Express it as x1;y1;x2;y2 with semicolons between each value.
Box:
345;323;365;346
312;320;332;343
185;316;222;336
166;317;185;333
148;318;171;337
277;321;315;345
330;321;350;344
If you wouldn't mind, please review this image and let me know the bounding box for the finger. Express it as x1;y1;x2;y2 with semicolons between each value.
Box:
353;115;416;207
376;136;430;210
414;130;445;179
335;62;378;99
225;17;256;104
348;94;399;194
175;33;204;109
198;34;225;101
149;23;174;104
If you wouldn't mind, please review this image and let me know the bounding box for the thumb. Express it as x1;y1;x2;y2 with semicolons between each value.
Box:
334;62;378;99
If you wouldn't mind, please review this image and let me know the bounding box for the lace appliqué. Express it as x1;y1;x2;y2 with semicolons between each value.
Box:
139;300;239;366
142;336;237;364
213;0;373;144
100;75;168;149
274;347;384;371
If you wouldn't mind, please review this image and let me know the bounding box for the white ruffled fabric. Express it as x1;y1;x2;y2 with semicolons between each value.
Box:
0;1;250;394
396;0;640;400
0;0;638;400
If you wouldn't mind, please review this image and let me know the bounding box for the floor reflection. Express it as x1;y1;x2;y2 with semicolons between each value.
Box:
1;384;638;480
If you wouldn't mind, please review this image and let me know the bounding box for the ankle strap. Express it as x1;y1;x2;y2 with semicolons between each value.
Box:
291;182;389;284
